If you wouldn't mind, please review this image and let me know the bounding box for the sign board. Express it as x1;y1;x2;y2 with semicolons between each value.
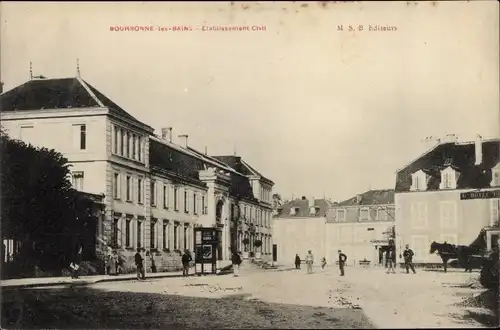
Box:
194;227;219;275
460;190;500;200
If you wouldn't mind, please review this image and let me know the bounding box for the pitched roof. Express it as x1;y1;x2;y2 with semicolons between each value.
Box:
275;198;332;218
149;138;257;202
213;155;273;184
0;77;150;129
395;139;500;192
335;189;395;207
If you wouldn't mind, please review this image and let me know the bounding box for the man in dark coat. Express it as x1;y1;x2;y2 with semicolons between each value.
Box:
338;250;347;276
135;248;145;280
403;244;416;274
182;250;192;277
295;254;301;269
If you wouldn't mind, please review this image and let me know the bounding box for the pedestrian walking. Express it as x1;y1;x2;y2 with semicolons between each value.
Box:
386;247;396;274
321;257;327;270
305;250;314;274
135;248;145;280
403;244;416;274
182;250;192;277
295;254;301;269
337;250;347;276
70;246;83;279
232;251;242;277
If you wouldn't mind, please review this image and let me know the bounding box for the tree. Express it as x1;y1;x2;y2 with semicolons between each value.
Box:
1;131;99;274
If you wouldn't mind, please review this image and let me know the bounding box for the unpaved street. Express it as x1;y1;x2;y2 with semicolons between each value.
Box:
2;263;495;329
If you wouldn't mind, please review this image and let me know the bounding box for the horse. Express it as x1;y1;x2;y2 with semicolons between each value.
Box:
429;241;484;272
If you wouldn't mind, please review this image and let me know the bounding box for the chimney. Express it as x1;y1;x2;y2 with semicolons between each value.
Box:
0;81;3;94
205;146;208;155
444;134;458;144
161;127;172;142
178;134;188;148
475;134;483;165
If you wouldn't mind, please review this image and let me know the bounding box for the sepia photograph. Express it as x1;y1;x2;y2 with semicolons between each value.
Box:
0;1;499;329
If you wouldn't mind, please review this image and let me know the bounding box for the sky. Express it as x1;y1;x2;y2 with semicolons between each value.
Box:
1;1;499;202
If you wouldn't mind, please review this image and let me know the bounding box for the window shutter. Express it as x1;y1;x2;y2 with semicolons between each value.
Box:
490;199;500;227
117;218;123;247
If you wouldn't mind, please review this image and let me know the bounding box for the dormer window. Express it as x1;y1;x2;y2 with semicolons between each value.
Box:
491;163;500;187
411;170;427;191
359;208;370;221
290;207;299;216
440;166;457;190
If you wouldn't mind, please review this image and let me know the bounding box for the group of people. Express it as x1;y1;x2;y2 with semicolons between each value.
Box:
295;244;416;276
296;249;348;276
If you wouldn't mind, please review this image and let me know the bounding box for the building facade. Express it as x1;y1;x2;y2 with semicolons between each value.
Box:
0;76;274;271
272;197;332;264
326;189;395;266
394;135;500;264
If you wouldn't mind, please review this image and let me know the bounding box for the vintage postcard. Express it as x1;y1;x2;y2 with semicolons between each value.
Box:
0;1;499;329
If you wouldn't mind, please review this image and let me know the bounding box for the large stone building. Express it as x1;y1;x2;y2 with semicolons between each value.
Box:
0;76;274;271
394;135;500;264
272;197;332;264
326;189;395;266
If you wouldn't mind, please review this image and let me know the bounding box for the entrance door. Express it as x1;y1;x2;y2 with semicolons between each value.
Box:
217;229;223;260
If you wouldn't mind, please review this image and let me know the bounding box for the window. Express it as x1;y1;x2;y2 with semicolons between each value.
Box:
128;134;133;159
202;195;206;214
411;171;427;191
138;178;143;204
137;137;142;162
492;169;500;187
174;222;179;249
113;126;118;154
113;173;120;199
72;124;86;150
112;217;120;247
121;130;126;156
151;180;156;206
359;208;369;221
414;176;420;190
337;210;346;222
163;184;169;209
377;207;387;221
132;134;137;160
20;125;34;141
115;127;122;155
124;131;129;158
174;187;179;211
72;171;84;191
193;193;197;214
163;221;169;250
443;172;452;189
80;125;86;150
183;225;188;250
137;220;143;248
184;190;189;213
440;201;457;228
150;219;157;249
126;175;132;201
411;202;428;228
125;218;131;247
491;199;500;227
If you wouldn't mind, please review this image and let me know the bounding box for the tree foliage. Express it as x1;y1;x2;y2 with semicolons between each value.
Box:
1;131;99;274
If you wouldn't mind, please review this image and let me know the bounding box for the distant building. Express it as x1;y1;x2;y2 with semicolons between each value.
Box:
272;196;332;264
326;189;395;266
395;135;500;264
0;76;274;270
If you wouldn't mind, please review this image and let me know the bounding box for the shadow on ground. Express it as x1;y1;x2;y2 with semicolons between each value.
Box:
1;285;374;329
453;288;499;328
